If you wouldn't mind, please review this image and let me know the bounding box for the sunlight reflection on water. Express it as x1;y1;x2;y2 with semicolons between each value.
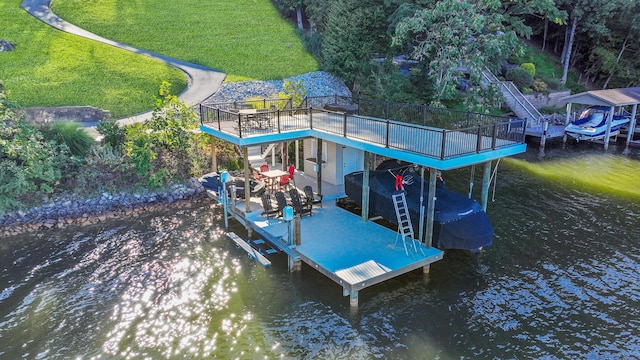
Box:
2;147;640;359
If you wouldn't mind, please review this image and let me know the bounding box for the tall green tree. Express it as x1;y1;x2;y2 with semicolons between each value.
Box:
321;0;388;86
392;0;519;105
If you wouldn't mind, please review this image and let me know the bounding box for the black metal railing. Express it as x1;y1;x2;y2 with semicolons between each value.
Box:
200;96;526;160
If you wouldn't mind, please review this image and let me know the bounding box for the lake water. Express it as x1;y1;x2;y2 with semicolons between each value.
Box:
1;142;639;359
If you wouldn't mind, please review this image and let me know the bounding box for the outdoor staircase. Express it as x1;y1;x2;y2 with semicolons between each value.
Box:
482;68;544;128
392;192;424;257
247;143;279;169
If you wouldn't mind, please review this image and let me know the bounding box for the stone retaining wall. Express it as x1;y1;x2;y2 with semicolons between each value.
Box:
24;106;111;124
524;90;571;109
0;178;208;237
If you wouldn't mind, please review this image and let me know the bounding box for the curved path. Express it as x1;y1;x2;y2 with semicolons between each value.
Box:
21;0;225;125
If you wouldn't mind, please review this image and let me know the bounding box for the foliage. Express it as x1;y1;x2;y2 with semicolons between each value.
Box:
392;0;520;104
531;79;549;92
354;60;421;104
320;0;388;86
506;67;534;90
40;121;95;158
520;63;536;77
97;118;126;150
121;81;206;188
0;87;73;212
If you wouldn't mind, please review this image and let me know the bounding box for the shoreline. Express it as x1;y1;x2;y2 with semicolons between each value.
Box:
0;178;208;237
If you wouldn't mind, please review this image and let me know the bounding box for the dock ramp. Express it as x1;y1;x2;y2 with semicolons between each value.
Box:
227;232;272;266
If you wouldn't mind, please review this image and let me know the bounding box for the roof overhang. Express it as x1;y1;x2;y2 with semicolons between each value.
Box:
563;87;640;107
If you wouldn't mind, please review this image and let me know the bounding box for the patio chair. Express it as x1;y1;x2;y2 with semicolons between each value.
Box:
303;185;323;208
260;193;279;218
278;174;291;191
253;171;262;182
260;164;270;172
289;189;312;217
274;191;288;217
287;165;296;189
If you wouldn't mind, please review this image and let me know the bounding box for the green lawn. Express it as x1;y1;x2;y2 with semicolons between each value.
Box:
52;0;319;82
0;0;186;118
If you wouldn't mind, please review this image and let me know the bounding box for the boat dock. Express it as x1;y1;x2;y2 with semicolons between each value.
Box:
215;189;443;307
199;95;527;307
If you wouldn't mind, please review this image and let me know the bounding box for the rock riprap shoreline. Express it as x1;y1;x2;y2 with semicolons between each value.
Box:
1;71;351;237
0;180;207;237
203;71;352;104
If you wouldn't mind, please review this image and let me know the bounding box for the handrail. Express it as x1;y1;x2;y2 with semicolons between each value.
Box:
200;103;526;161
482;68;542;127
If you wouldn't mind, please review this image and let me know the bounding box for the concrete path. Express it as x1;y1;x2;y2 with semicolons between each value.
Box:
21;0;226;125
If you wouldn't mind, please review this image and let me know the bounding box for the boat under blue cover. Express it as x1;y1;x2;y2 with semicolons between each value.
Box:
344;163;493;251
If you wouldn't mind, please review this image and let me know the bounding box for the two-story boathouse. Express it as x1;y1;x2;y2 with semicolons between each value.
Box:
199;96;527;307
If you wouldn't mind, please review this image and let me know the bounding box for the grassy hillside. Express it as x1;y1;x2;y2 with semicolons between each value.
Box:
0;0;186;118
52;0;319;82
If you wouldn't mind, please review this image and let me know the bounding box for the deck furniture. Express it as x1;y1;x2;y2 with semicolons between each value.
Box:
303;185;323;208
274;191;288;217
260;193;279;218
323;103;358;115
261;169;288;193
289;189;312;217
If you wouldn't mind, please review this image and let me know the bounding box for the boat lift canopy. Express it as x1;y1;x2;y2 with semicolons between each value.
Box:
562;87;640;150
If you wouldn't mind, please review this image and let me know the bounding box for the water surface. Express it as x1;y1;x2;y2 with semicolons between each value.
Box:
1;143;639;359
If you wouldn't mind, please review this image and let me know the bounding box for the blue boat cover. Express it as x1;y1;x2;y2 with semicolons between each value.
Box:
344;164;493;251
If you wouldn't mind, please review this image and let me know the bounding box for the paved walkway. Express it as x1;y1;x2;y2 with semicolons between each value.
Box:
21;0;225;126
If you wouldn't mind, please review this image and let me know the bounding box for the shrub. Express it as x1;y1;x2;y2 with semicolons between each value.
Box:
41;121;95;158
532;79;548;93
97;118;126;150
520;63;536;77
505;67;534;91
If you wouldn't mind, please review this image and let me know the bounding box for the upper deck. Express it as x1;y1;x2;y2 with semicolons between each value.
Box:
199;96;527;170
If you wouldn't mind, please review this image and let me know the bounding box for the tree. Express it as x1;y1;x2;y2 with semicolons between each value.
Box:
392;0;519;105
321;0;388;86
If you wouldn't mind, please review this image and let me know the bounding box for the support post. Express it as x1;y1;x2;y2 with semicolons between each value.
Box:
481;161;492;211
361;151;370;221
243;147;251;213
418;167;425;243
563;102;572;144
425;169;437;248
316;138;323;196
423;264;430;275
604;106;615;150
295;140;300;169
210;137;217;172
349;290;359;308
539;120;548;156
282;141;288;171
294;216;301;245
624;104;638;155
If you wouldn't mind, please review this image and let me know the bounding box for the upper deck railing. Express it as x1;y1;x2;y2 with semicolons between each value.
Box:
200;96;526;160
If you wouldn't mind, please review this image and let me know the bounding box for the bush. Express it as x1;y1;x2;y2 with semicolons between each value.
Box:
531;79;548;93
97;118;126;150
505;67;534;91
520;63;536;77
41;121;95;158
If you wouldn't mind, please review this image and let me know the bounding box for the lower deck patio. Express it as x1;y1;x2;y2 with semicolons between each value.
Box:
202;172;443;307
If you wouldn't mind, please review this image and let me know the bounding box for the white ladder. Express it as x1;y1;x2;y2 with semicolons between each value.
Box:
392;192;424;257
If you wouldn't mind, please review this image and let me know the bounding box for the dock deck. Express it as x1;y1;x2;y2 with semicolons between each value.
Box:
232;196;443;305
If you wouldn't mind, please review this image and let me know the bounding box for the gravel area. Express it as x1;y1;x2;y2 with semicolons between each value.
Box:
202;71;352;104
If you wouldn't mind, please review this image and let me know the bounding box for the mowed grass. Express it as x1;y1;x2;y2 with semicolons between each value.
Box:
52;0;319;82
0;0;186;118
